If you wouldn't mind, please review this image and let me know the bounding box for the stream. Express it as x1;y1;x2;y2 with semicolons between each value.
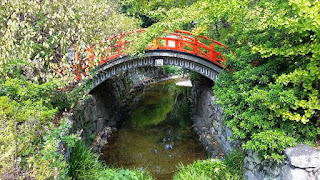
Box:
100;79;207;179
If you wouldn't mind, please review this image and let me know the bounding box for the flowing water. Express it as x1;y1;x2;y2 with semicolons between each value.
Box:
100;79;207;179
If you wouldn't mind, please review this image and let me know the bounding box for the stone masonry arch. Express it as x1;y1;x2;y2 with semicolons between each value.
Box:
90;50;223;92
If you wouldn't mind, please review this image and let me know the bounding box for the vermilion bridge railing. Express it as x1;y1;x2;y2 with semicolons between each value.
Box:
73;30;230;80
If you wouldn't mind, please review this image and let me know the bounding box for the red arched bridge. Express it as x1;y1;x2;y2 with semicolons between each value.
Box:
72;30;230;91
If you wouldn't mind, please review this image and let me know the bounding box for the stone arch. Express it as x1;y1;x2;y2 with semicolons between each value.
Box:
90;50;223;92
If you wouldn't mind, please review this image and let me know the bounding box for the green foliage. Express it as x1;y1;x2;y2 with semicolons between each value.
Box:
0;95;75;179
68;141;105;179
99;169;153;180
119;0;197;27
0;69;82;179
243;130;297;163
224;150;245;177
69;140;153;180
28;121;77;179
215;62;318;161
189;71;201;81
1;78;58;108
163;65;180;75
0;96;56;156
0;77;84;111
173;150;244;180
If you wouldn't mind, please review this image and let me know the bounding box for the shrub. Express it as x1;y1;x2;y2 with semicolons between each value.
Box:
0;78;86;111
215;65;317;162
0;95;75;179
173;150;244;180
0;96;56;176
0;77;80;179
242;130;297;163
212;0;320;162
28;121;76;180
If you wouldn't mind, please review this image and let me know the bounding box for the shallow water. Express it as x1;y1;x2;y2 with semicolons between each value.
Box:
100;79;206;179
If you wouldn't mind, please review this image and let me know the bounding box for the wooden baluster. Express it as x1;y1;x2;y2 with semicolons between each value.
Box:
156;38;160;49
209;43;215;63
179;35;183;50
194;37;198;54
222;57;226;67
117;37;122;55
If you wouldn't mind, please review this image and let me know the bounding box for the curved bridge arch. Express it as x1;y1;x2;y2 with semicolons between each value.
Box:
91;50;222;91
71;30;231;92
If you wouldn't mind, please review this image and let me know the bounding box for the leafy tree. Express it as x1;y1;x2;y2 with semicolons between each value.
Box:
0;0;140;84
118;0;197;27
136;0;320;162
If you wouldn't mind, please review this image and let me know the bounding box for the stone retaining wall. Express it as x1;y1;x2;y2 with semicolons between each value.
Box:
190;77;240;158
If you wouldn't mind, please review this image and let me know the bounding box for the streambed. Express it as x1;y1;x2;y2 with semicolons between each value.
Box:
100;79;207;179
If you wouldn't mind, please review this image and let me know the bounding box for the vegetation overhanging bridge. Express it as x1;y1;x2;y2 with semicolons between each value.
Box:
73;30;231;91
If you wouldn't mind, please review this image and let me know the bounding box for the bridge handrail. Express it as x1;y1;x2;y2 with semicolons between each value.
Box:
73;30;230;80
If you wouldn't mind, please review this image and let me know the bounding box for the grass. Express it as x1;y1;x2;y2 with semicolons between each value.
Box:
68;141;153;180
173;150;245;180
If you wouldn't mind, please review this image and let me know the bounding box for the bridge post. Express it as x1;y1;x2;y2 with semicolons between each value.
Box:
175;38;179;49
209;43;216;63
194;38;198;54
117;38;122;55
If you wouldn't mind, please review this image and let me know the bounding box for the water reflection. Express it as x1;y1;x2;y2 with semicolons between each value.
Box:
100;79;206;179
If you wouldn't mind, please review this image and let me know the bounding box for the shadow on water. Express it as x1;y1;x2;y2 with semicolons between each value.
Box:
100;79;207;179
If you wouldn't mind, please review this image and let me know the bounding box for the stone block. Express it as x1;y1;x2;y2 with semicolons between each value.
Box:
316;171;320;180
281;165;313;180
244;156;256;171
244;170;258;180
285;144;320;168
252;151;262;164
107;116;119;127
315;165;320;180
96;118;105;133
210;127;215;136
99;139;108;146
84;106;91;122
223;143;232;154
225;127;233;139
91;105;98;122
211;96;216;103
214;135;224;147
